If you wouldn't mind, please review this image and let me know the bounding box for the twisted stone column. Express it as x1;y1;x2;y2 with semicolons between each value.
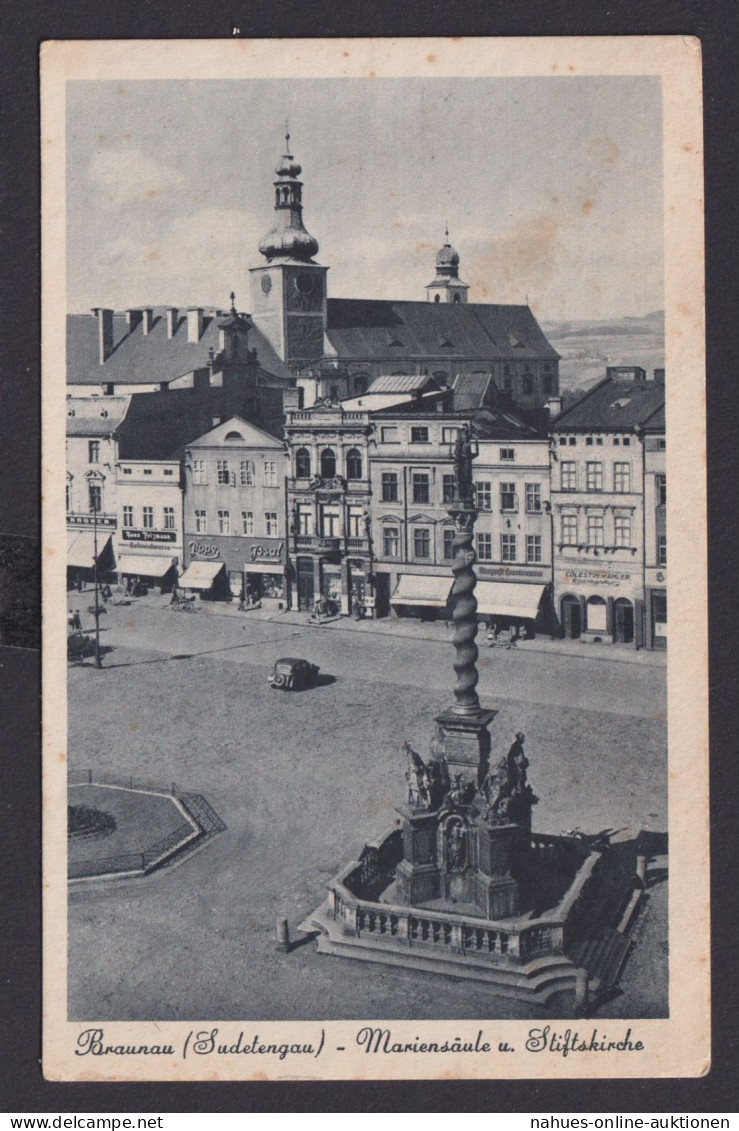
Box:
449;504;481;716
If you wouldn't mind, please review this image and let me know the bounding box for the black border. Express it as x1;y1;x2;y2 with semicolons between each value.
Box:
2;0;737;1113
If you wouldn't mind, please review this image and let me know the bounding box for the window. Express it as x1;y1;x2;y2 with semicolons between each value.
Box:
265;512;278;537
500;482;517;512
442;427;459;445
525;483;542;513
143;468;153;475
500;448;514;461
614;462;631;493
142;506;154;529
522;374;534;396
614;516;632;547
543;373;554;395
586;437;594;446
242;511;254;535
164;469;174;476
347;507;364;538
443;528;455;559
383;527;400;558
561;461;576;490
218;509;231;535
321;507;339;537
476;533;493;561
346;448;363;480
122;467;132;475
614;437;621;446
412;472;430;504
89;484;102;513
559;436;567;446
569;437;576;446
655;474;666;506
587;514;604;546
195;509;207;534
413;528;431;559
163;506;175;530
623;436;631;447
296;506;312;536
381;471;399;503
562;514;578;544
320;449;336;478
380;426;399;443
596;437;603;446
66;482;72;512
263;460;277;487
240;460;255;486
442;474;456;504
217;459;230;485
193;459;206;485
88;440;100;463
411;426;429;444
295;449;311;479
658;534;667;565
122;505;133;528
526;535;542;563
586;462;603;491
474;481;492;510
501;534;517;562
656;438;666;450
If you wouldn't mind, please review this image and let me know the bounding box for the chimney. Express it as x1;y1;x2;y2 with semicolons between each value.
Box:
546;395;563;419
91;307;114;364
142;308;154;335
653;368;665;386
166;308;179;339
187;308;204;343
125;309;142;330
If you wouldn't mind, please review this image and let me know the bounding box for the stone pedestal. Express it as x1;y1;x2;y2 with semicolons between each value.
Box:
474;821;520;919
434;706;498;787
394;806;441;905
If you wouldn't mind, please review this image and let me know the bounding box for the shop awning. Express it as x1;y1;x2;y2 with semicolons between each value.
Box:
117;555;175;578
390;574;453;608
178;560;225;590
67;531;112;569
474;581;545;620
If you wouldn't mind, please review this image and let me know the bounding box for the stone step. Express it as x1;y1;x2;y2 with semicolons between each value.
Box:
570;927;632;994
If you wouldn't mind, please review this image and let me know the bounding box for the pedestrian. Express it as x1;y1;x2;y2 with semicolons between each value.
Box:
72;609;82;631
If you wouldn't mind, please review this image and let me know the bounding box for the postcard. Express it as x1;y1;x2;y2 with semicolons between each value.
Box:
41;35;707;1081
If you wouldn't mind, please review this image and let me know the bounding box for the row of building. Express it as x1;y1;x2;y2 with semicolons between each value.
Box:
65;135;666;649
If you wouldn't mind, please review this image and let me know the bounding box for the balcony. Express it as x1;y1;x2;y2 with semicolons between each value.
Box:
294;535;342;554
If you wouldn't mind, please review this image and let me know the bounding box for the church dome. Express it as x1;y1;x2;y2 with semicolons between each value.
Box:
275;152;302;178
258;132;320;263
436;240;460;269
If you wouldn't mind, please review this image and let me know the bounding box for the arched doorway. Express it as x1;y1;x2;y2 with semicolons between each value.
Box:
585;595;607;637
613;597;634;644
560;594;581;639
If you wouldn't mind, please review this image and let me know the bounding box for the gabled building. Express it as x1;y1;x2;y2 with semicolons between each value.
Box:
549;366;665;648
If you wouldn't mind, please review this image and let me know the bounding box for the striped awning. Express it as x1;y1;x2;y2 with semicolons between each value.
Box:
67;531;111;569
178;560;225;590
390;574;453;608
474;582;545;620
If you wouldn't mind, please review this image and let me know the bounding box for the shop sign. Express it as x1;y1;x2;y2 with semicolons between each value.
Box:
68;514;116;528
249;541;284;564
562;567;632;587
645;567;667;588
122;529;177;544
188;540;221;559
478;565;547;582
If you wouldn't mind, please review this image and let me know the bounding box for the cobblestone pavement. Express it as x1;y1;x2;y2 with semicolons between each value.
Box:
67;602;668;1021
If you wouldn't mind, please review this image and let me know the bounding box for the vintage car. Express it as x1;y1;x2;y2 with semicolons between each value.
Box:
268;657;320;691
67;630;95;663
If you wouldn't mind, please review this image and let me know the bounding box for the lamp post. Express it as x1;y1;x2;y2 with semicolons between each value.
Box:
88;470;105;669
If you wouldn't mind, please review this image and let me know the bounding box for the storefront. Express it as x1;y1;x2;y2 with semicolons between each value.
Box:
554;561;645;647
178;559;227;596
645;568;667;651
117;553;179;593
390;572;453;620
184;534;287;607
66;526;116;587
475;563;551;637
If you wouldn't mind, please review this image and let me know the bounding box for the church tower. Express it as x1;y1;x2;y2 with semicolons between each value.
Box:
250;131;328;370
425;228;469;304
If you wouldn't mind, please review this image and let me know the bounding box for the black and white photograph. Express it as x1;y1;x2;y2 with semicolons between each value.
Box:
41;36;708;1081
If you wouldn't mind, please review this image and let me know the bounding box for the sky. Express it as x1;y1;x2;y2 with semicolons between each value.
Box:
66;76;663;322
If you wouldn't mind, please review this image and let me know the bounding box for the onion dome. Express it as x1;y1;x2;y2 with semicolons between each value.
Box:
258;130;320;263
435;226;460;275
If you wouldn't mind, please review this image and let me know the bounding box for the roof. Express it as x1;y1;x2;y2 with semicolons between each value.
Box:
369;397;537;440
452;372;493;410
66;396;131;436
551;375;665;431
67;308;289;386
325;300;559;362
367;374;439;394
185;416;286;451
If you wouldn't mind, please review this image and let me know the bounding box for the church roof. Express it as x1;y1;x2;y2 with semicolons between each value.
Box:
66;308;289;386
325;300;559;362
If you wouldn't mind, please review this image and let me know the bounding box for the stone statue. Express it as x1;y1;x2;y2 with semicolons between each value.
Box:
453;425;475;506
404;741;431;809
507;732;529;795
289;503;299;537
446;822;466;871
480;757;513;821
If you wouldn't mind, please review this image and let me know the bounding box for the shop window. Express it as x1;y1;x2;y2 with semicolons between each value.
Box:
240;460;255;486
217;459;230;485
525;483;542;513
614;462;631;493
586;596;607;632
413;528;431;559
295;449;311;479
195;509;207;534
383;527;400;558
442;474;456;504
526;535;542;563
587;514;604;546
346;448;363;480
242;511;254;535
655;474;666;506
614;516;632;547
412;472;430;504
263;460;278;487
265;512;279;537
474;481;492;510
142;506;154;530
476;533;493;561
88;441;100;464
411;427;430;444
501;534;517;562
381;471;399;502
193;459;207;485
586;461;603;491
442;528;455;559
218;509;231;535
658;535;667;566
122;506;133;528
561;514;578;544
164;507;175;530
500;482;517;512
320;448;337;478
561;461;577;491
